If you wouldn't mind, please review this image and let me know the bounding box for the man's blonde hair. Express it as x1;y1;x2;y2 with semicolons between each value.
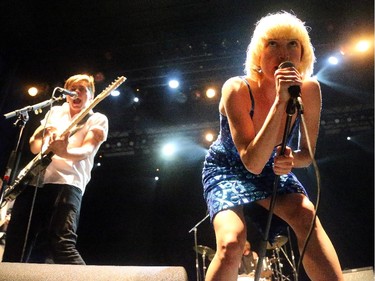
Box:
244;11;316;83
64;74;95;95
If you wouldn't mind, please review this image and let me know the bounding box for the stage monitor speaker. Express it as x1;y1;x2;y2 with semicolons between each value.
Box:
0;262;188;281
343;266;373;281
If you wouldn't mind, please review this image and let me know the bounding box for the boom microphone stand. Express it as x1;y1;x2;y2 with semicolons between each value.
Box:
189;214;209;281
254;64;303;281
287;226;298;281
0;96;63;207
0;111;29;207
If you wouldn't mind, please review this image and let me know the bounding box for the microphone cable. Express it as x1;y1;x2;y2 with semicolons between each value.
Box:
277;62;321;277
295;100;321;276
20;90;56;262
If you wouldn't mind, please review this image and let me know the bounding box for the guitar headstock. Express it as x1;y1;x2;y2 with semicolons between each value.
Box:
96;76;127;100
65;76;127;132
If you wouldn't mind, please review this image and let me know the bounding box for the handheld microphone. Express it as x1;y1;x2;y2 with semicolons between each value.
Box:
278;61;304;113
278;61;300;99
56;87;78;99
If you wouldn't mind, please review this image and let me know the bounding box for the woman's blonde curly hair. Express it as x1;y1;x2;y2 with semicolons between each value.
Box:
244;11;316;83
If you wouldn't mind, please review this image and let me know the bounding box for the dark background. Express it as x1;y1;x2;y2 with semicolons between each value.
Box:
0;1;373;280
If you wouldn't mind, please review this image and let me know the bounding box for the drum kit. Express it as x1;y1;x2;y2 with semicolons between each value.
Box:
194;235;296;281
193;245;215;280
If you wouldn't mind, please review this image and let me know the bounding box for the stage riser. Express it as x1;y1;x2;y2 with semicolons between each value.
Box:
0;263;372;281
0;262;188;281
343;267;373;281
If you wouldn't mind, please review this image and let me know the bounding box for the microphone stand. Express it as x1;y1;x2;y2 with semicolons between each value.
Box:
254;97;301;281
287;226;298;281
189;214;209;281
0;111;29;207
0;97;63;207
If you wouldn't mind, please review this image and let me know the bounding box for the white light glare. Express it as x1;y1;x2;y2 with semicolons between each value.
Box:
28;87;38;97
206;88;216;98
355;40;370;52
111;90;120;97
168;80;179;89
328;56;339;65
205;133;214;142
162;143;176;157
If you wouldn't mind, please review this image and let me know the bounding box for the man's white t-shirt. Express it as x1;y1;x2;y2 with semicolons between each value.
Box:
36;102;108;194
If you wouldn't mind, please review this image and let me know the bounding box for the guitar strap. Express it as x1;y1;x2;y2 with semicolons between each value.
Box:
68;111;93;137
32;111;94;187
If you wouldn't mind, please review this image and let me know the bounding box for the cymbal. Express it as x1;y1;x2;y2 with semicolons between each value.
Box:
193;245;216;259
267;235;288;250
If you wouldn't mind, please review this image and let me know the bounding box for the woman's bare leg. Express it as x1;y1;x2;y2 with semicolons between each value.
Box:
205;207;247;281
257;194;343;281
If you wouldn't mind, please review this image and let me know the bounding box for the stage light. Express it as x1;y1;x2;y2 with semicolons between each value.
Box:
28;87;38;97
355;40;370;53
162;143;176;157
204;132;215;142
328;56;339;65
205;88;216;99
111;90;120;97
168;79;179;89
339;36;373;58
205;133;214;142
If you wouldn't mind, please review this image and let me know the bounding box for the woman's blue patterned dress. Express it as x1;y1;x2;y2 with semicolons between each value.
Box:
202;78;308;235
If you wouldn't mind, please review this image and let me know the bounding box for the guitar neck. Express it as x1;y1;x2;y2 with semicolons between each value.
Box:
60;76;126;137
60;96;100;136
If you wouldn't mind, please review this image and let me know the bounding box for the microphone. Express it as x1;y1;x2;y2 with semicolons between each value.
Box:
56;87;78;99
278;61;300;99
278;61;304;113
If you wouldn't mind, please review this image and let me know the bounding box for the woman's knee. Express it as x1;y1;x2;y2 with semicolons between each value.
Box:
283;197;316;232
213;208;247;262
216;232;246;264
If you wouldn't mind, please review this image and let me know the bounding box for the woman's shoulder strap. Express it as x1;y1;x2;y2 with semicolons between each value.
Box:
239;76;255;118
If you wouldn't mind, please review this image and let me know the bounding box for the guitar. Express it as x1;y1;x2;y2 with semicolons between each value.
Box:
3;76;126;202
